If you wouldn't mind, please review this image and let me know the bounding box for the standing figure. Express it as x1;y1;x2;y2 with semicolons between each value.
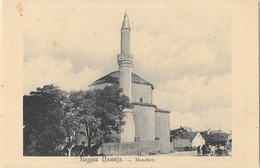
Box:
201;144;207;156
210;145;215;156
219;145;225;156
197;145;201;156
216;144;221;156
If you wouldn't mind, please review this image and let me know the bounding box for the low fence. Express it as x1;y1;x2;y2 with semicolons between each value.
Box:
172;139;191;148
172;139;194;151
98;140;161;156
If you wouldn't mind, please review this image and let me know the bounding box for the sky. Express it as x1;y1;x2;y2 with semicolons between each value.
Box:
23;1;231;132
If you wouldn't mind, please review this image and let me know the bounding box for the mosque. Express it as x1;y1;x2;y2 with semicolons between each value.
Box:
78;13;171;154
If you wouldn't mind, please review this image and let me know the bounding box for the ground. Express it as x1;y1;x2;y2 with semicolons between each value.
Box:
162;150;232;157
164;151;198;156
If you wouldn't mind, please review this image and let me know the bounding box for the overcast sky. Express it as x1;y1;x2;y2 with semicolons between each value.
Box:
24;1;231;132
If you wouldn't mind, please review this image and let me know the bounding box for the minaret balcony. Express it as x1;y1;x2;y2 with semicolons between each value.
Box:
117;54;133;66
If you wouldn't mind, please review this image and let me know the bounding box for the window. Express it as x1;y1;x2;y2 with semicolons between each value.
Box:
139;97;143;102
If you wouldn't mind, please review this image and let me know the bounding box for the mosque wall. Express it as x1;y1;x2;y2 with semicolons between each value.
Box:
155;111;171;153
132;83;152;103
132;105;155;141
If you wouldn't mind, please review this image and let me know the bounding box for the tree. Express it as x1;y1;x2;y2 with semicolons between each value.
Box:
23;84;132;156
59;109;78;156
59;94;81;156
68;85;132;155
23;84;68;156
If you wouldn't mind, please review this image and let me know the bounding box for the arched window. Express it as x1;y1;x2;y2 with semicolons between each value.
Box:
139;97;143;102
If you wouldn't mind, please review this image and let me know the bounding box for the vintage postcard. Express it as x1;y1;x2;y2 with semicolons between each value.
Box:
0;0;259;167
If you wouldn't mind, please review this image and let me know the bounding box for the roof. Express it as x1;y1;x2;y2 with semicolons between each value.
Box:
89;71;154;89
132;102;157;108
155;108;170;113
172;131;199;141
170;128;185;141
200;131;228;145
171;127;192;135
170;127;188;137
209;130;225;134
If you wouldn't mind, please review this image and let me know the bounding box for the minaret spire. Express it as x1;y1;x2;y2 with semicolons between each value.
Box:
119;11;132;55
122;12;130;30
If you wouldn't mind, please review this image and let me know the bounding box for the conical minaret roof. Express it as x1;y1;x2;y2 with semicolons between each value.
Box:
122;12;130;29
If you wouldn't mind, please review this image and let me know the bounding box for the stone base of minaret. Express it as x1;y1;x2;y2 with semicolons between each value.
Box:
120;109;135;142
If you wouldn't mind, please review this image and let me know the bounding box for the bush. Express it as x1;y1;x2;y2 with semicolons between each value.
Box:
184;146;191;151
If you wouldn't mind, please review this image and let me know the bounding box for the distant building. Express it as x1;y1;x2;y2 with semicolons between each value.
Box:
226;132;232;148
171;131;205;150
227;132;232;143
170;126;192;138
182;126;192;132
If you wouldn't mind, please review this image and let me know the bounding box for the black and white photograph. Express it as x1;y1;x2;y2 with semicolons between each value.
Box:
1;0;259;168
23;2;232;157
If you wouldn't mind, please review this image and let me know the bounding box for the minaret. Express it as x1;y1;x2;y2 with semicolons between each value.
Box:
117;12;135;142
